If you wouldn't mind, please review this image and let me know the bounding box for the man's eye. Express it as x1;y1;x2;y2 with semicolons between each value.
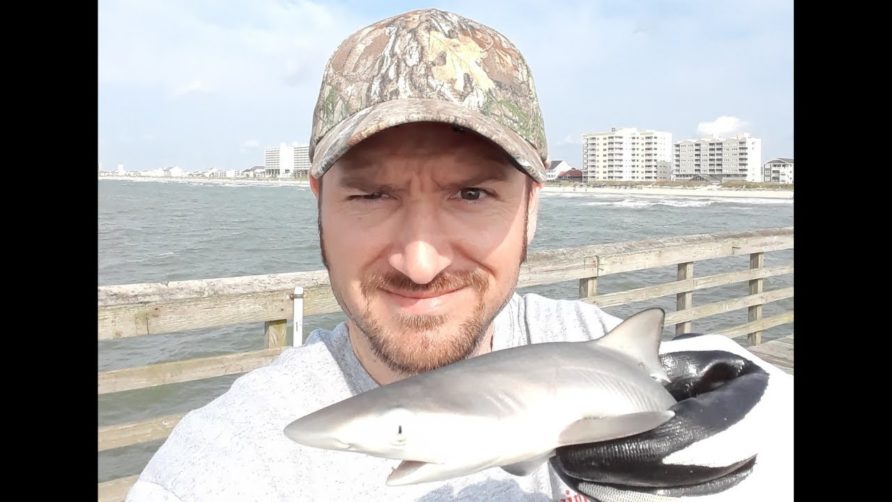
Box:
458;188;486;201
348;192;385;201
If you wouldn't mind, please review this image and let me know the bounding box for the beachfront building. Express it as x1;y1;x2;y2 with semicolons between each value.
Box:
265;144;291;178
557;168;584;181
762;158;794;184
674;134;762;182
293;145;311;179
545;160;575;181
264;143;311;179
164;166;186;178
241;166;266;178
582;128;673;182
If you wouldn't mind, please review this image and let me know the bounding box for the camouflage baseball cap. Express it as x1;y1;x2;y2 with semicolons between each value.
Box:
309;8;547;182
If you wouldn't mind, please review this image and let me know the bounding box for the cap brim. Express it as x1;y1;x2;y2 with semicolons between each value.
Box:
310;98;546;182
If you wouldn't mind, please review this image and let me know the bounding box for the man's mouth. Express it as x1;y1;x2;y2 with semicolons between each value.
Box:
379;286;465;313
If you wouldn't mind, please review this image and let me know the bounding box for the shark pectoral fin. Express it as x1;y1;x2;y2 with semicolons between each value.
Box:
501;452;554;477
558;410;675;447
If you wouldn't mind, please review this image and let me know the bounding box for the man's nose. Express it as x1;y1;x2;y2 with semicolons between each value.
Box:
387;203;452;285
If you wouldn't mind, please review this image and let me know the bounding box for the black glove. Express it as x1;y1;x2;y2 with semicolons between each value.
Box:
551;333;783;501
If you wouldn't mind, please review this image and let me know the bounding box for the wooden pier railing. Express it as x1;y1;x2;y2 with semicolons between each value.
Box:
98;227;793;501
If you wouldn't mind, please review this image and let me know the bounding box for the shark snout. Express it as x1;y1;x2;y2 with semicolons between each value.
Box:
284;416;353;451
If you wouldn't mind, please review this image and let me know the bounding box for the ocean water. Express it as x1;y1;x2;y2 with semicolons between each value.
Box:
97;178;794;482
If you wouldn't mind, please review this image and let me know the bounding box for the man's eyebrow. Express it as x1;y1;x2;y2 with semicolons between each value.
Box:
336;174;399;193
438;169;511;189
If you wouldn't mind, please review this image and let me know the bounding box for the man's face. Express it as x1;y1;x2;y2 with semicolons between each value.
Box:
311;122;540;375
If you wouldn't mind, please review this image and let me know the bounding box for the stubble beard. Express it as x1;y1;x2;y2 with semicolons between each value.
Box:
354;270;493;374
317;179;530;375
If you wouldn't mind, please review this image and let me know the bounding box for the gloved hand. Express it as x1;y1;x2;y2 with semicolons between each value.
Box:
551;333;793;501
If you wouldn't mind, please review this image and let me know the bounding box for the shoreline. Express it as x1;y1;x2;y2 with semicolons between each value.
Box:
541;185;793;199
98;175;311;187
98;175;793;199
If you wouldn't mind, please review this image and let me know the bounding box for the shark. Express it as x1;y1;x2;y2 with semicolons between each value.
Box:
284;308;677;486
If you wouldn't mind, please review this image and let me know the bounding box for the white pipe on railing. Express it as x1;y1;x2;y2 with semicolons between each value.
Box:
292;286;304;346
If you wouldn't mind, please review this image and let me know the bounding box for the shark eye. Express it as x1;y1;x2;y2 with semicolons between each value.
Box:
382;408;412;444
392;423;407;445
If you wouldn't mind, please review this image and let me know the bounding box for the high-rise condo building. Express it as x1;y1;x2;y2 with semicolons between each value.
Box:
582;128;673;182
674;134;762;182
265;144;312;178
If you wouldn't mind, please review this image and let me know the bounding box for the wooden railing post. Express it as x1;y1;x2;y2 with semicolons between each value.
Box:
579;276;598;300
676;262;694;335
578;257;599;301
265;319;287;349
748;252;765;345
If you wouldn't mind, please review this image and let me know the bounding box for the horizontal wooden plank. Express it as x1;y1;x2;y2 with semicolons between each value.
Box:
520;227;791;286
99;413;184;451
714;312;795;339
589;264;794;308
663;287;794;326
596;232;793;276
518;251;598;289
296;228;793;315
98;228;793;339
98;229;791;308
99;291;293;340
99;348;283;395
99;285;341;340
301;284;341;316
98;475;138;502
99;270;331;306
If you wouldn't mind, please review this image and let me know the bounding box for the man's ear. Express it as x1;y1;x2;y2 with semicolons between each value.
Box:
309;175;321;198
526;181;542;244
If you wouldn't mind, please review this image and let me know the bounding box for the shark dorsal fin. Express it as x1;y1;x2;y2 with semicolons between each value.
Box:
594;308;669;383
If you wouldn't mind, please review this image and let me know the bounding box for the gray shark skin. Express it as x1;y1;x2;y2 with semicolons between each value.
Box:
284;308;676;486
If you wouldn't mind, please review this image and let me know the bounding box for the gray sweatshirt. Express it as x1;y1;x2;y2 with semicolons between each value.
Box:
125;293;793;501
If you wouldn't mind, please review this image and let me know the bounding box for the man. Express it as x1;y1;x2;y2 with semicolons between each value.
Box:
127;9;792;501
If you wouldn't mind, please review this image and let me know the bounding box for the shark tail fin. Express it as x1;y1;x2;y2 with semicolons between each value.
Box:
594;308;669;384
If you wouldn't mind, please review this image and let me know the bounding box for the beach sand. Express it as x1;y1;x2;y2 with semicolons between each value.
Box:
541;185;793;199
98;175;311;188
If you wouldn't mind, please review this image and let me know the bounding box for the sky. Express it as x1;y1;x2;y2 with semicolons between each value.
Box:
98;0;793;172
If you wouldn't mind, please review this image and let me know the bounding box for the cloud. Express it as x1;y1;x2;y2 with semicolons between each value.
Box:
99;0;361;98
558;134;583;145
171;80;209;99
240;139;262;154
696;116;749;139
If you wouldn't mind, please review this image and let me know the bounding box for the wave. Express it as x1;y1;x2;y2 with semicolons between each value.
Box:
543;192;793;207
583;198;715;208
718;197;793;205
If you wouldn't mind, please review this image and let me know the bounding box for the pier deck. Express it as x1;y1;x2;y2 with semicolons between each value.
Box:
747;334;794;375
